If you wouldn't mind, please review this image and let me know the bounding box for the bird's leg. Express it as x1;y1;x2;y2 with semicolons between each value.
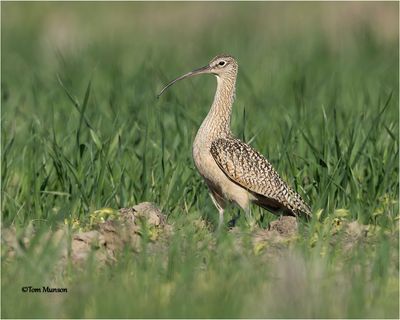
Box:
208;190;226;230
244;206;256;230
217;208;225;231
227;211;241;228
236;195;256;229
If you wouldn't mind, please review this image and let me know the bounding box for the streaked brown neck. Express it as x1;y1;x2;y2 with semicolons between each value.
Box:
199;74;237;139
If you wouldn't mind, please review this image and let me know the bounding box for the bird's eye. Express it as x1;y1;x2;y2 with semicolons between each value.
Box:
218;61;225;66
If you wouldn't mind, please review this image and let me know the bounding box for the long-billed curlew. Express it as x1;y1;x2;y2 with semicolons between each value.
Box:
158;54;311;227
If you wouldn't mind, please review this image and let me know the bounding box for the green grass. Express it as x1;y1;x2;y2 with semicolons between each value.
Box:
1;2;399;318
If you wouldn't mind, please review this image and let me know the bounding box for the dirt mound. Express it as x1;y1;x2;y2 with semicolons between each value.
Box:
2;202;171;267
4;206;378;268
268;216;298;237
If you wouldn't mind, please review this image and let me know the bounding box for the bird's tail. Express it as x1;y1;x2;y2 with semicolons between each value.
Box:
290;189;312;220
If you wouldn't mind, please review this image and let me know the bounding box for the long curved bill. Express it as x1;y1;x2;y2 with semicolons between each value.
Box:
157;64;210;98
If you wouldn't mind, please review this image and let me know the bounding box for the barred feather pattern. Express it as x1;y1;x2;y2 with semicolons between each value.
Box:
210;137;311;217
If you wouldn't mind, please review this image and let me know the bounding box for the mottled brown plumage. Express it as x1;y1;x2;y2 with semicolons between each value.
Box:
158;54;311;226
210;137;311;217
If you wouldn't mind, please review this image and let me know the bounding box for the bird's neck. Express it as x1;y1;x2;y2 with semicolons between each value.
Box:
200;75;236;138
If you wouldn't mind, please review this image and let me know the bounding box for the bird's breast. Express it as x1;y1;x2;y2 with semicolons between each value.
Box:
192;134;215;180
192;133;254;210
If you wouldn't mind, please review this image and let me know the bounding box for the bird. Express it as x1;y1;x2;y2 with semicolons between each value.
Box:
158;54;311;228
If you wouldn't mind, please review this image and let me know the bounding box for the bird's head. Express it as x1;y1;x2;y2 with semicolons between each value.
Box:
157;54;238;98
207;54;238;77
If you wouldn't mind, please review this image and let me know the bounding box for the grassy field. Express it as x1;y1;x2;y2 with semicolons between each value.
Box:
1;2;399;318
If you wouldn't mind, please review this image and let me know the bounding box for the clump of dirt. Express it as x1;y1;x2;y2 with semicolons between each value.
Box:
228;216;300;258
251;216;299;256
6;207;381;270
268;216;298;237
329;220;371;252
127;202;167;226
71;202;172;266
2;202;171;268
1;222;36;260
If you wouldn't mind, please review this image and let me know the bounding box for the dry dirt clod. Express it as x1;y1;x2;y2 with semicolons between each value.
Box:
70;203;168;265
268;216;298;237
71;230;105;265
128;202;166;226
336;220;369;253
1;227;20;259
73;230;101;244
345;220;368;239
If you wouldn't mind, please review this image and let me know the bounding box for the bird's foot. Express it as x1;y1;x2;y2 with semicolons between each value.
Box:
215;209;225;232
227;218;237;229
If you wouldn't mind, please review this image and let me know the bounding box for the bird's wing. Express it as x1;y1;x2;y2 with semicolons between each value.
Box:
210;137;311;217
